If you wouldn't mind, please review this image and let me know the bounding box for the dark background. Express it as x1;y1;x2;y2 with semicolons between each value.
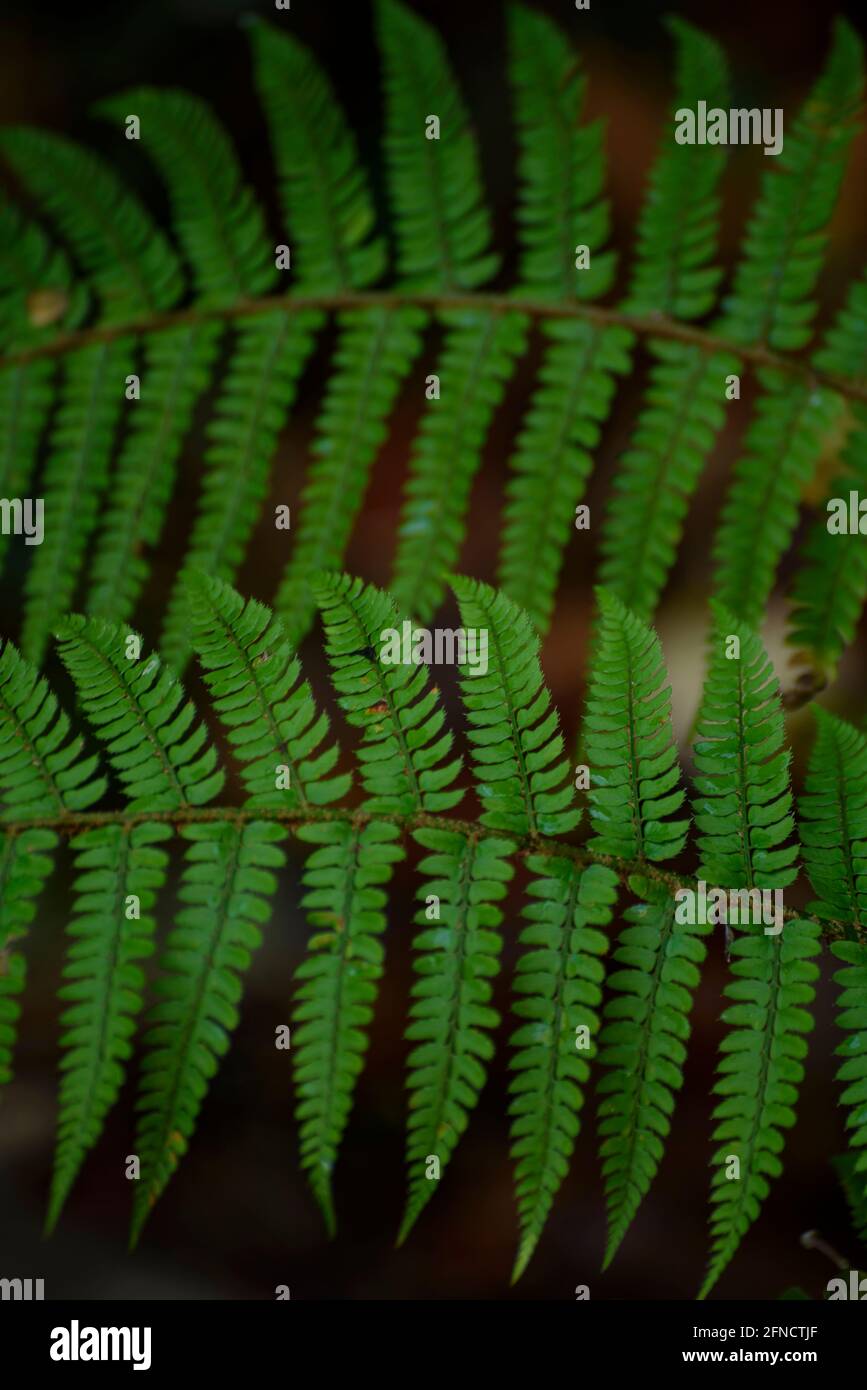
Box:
1;0;866;1301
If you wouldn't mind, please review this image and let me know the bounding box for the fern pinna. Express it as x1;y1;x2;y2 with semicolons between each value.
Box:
2;0;867;1299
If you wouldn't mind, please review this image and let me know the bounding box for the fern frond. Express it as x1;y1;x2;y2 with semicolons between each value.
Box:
0;828;56;1086
0;638;103;1085
85;324;222;624
583;589;689;861
249;20;386;292
711;371;839;626
597;875;709;1268
56;615;224;810
694;609;813;1298
452;575;578;835
582;596;698;1259
275;305;426;644
0;637;105;819
509;858;618;1281
398;828;513;1243
130;819;285;1244
160;308;323;670
787;266;867;681
717;18;864;350
599;342;737;618
508;2;614;300
694;606;799;890
20;340;135;665
293;818;403;1233
701;918;820;1299
623;17;729;319
498;320;633;633
314;571;463;814
186;571;350;810
800;711;867;1198
96;89;273;303
786;416;867;684
390;309;528;622
46;821;171;1231
376;0;499;291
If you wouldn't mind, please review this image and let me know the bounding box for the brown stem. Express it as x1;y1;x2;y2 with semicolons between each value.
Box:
0;801;856;945
4;290;867;407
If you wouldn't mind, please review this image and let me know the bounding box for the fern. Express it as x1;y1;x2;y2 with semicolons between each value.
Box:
509;858;618;1282
46;821;171;1231
581;593;697;1264
2;2;867;1300
800;711;867;1198
788;267;867;683
693;608;817;1299
0;8;865;655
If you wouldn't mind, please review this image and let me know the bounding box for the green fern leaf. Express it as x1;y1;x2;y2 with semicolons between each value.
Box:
717;18;864;350
597;875;710;1268
787;267;867;681
186;570;351;810
95;89;273;304
398;828;514;1243
314;572;463;814
599;342;737;619
130;819;285;1244
0;637;105;820
390;309;528;623
452;575;578;835
623;17;729;320
276;306;426;644
800;711;867;1198
21;340;135;665
498;320;633;634
509;858;618;1281
55;615;224;810
46;821;171;1230
0;638;104;1084
0;828;56;1087
249;20;386;292
711;371;839;626
85;324;222;624
582;596;698;1260
294;818;403;1234
583;589;689;861
694;608;814;1298
508;2;615;300
376;0;499;291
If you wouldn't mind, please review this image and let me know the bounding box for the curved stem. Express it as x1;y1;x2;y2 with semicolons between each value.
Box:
4;290;866;407
0;800;855;945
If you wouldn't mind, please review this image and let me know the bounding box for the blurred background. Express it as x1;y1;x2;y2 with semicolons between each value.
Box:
1;0;866;1300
